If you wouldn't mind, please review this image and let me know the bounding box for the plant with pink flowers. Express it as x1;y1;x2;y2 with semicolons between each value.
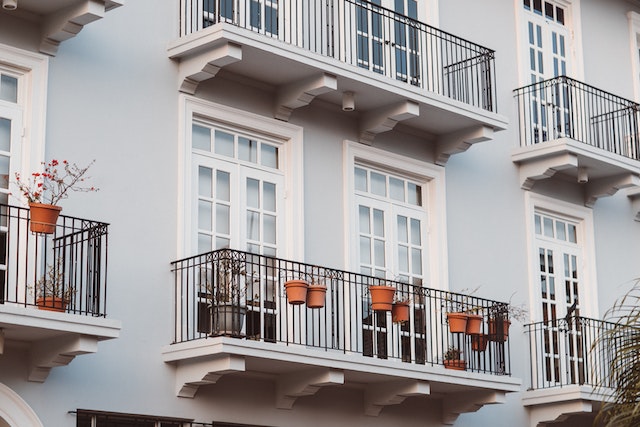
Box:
14;159;98;205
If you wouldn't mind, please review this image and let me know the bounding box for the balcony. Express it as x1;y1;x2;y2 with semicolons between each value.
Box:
524;316;616;426
0;204;120;382
163;249;520;421
170;0;506;162
513;76;640;207
0;0;123;56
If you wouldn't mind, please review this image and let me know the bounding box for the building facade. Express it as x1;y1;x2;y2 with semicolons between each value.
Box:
1;0;639;426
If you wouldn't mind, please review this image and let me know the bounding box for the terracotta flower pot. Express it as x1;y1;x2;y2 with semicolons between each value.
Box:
465;314;483;335
392;301;410;323
447;312;468;334
284;280;309;305
36;296;67;312
306;285;327;308
29;202;62;234
443;359;466;371
369;285;395;311
488;318;511;342
471;334;489;352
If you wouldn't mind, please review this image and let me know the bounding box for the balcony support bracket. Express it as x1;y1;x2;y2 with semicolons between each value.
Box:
436;125;494;166
442;390;506;425
29;334;99;382
628;188;640;221
584;173;640;207
175;354;246;398
276;368;344;409
359;101;420;144
40;0;123;56
275;73;337;121
364;380;430;416
178;42;243;95
517;152;578;190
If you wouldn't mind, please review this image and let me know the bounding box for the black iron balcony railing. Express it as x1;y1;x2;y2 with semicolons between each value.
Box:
181;0;497;112
514;76;640;160
526;315;622;390
0;204;109;317
172;249;512;375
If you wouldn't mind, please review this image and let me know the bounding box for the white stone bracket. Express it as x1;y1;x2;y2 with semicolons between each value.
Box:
364;380;430;416
517;152;579;190
628;188;640;221
583;173;640;207
175;354;246;398
276;368;344;409
435;125;494;166
40;0;123;56
178;42;243;94
359;100;420;144
29;334;99;382
441;390;506;425
274;73;337;121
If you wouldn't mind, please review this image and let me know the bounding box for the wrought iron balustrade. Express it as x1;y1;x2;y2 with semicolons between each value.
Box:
0;204;109;317
526;315;622;390
514;76;640;160
171;248;512;375
181;0;497;112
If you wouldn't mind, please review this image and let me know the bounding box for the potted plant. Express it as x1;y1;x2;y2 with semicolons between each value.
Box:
368;281;396;312
14;159;98;234
31;258;75;312
306;277;327;309
391;297;410;323
201;254;249;337
443;346;466;371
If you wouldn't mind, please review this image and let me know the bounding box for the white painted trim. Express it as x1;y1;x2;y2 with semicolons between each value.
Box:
343;140;448;291
523;192;598;320
0;43;49;205
178;95;304;260
627;11;640;102
0;383;43;427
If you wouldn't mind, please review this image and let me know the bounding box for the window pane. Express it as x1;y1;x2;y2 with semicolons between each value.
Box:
199;166;212;197
371;172;386;196
261;144;278;168
410;218;421;245
246;178;259;208
247;211;260;240
397;215;408;243
360;236;371;264
214;130;234;157
373;209;384;237
216;203;230;234
263;182;276;212
0;74;17;103
264;214;276;244
407;183;421;206
0;118;10;152
192;124;211;151
411;248;422;274
355;167;367;191
199;233;212;253
238;137;258;163
198;200;212;230
216;170;230;201
389;177;404;201
359;205;370;233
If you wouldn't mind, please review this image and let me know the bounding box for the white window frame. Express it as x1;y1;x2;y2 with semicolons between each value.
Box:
0;43;49;199
524;192;598;321
343;140;447;291
178;95;304;260
514;0;585;86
